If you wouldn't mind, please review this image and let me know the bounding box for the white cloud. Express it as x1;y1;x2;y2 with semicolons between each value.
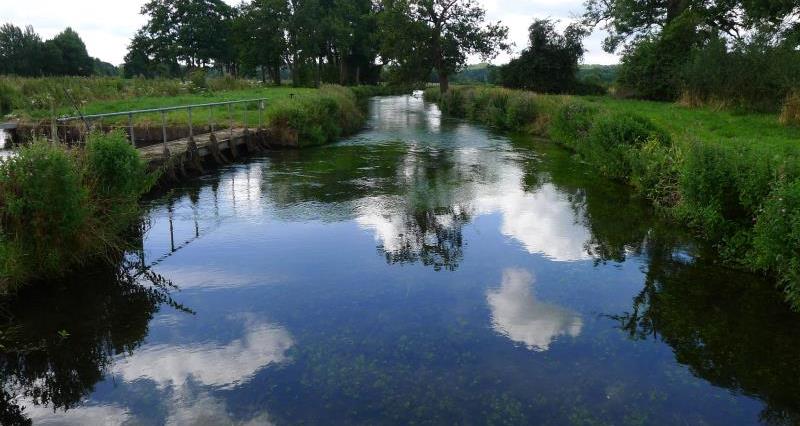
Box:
0;0;618;66
487;268;583;351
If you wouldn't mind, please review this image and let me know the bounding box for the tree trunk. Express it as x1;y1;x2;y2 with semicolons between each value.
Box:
291;53;300;87
439;72;450;94
261;66;267;84
355;66;361;86
272;63;281;86
315;56;322;88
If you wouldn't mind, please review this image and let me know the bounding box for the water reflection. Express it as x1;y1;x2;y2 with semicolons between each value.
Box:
488;268;583;351
113;317;293;388
0;248;189;425
4;95;800;424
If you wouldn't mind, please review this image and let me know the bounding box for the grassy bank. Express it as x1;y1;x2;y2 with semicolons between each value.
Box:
425;86;800;309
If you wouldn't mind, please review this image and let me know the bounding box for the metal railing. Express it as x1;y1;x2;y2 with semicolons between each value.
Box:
55;98;268;150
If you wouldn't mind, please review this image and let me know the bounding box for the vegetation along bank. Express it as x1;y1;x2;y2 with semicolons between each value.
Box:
424;86;800;310
0;84;390;291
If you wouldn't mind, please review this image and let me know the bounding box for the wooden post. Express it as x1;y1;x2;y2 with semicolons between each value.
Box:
50;103;59;145
161;110;169;157
128;113;135;147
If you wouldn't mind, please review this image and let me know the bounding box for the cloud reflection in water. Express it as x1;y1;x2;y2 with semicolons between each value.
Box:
487;268;583;352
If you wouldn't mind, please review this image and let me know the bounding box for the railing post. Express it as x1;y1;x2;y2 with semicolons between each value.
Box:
188;107;193;139
161;110;169;156
228;103;233;142
50;103;58;145
128;112;135;147
210;105;215;133
258;100;264;130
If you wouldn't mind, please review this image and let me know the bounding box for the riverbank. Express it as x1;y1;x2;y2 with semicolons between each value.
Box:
0;85;390;291
424;86;800;309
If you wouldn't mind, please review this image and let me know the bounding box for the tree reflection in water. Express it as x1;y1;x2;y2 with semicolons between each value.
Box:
0;234;191;425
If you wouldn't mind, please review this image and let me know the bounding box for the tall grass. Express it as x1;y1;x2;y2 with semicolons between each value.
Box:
266;85;366;147
426;85;800;310
0;133;156;291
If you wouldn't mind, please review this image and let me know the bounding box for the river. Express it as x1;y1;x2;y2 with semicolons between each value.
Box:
2;95;799;425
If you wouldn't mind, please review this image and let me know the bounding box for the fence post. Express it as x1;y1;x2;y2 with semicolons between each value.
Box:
50;103;59;145
258;100;264;130
161;110;169;156
128;113;135;147
228;103;233;142
188;107;194;139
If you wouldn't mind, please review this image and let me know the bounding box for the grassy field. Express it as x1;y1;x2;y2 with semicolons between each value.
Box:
577;96;800;152
0;77;343;130
425;85;800;310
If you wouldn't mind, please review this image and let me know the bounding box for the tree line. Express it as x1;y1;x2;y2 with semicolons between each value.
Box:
0;24;117;77
123;0;508;91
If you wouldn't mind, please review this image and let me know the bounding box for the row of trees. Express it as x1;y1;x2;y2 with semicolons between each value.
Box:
123;0;508;91
0;24;116;77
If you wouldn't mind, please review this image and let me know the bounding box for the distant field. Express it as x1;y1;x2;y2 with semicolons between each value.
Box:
0;76;318;127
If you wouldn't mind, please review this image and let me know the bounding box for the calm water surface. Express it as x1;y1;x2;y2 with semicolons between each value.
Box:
3;96;800;425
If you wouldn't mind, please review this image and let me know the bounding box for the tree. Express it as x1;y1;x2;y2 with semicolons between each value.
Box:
234;0;289;84
47;28;93;76
379;0;508;93
0;24;46;76
584;0;800;53
134;0;234;74
501;19;586;94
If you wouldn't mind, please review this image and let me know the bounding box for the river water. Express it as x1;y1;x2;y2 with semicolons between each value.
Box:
3;96;800;425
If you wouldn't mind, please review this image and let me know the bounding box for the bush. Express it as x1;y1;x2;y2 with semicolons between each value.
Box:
85;131;155;227
505;92;539;130
549;102;597;149
751;178;800;308
0;81;18;116
188;69;208;91
0;142;91;286
582;112;671;179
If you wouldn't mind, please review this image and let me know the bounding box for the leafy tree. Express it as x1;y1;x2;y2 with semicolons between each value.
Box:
584;0;800;53
379;0;509;93
134;0;234;74
46;28;93;76
0;24;45;76
234;0;289;84
501;19;586;94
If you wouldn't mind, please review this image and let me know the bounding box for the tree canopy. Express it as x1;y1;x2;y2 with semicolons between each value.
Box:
378;0;509;92
0;24;108;77
501;19;587;94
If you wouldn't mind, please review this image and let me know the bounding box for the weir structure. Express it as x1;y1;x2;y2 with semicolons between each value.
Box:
53;98;274;176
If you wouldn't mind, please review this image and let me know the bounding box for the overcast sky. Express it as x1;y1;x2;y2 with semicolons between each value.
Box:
0;0;619;66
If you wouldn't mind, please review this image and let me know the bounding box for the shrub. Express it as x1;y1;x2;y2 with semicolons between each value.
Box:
188;69;208;91
0;142;91;286
751;178;800;309
85;131;155;227
0;81;18;116
629;137;681;208
505;92;539;130
582;112;671;179
780;90;800;126
549;102;597;149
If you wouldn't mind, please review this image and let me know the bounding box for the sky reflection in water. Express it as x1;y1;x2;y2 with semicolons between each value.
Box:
11;95;800;425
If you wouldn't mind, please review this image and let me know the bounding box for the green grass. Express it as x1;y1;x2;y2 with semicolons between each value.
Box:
576;96;800;152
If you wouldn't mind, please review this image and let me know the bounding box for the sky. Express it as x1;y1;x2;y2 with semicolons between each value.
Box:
0;0;620;66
